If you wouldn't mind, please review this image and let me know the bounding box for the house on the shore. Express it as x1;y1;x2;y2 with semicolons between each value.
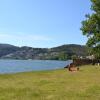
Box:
86;55;95;60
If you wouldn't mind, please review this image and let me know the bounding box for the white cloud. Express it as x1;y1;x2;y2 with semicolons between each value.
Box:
0;32;51;41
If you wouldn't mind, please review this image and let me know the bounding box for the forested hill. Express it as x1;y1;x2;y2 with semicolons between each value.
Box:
0;44;89;60
0;44;19;57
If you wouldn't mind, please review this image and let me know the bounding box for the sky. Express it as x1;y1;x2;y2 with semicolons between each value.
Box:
0;0;92;48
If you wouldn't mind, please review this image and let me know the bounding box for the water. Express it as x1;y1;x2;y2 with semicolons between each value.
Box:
0;60;72;74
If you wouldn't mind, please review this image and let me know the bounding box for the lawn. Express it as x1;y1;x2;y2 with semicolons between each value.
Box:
0;65;100;100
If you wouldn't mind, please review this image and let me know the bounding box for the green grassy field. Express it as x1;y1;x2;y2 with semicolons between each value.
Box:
0;65;100;100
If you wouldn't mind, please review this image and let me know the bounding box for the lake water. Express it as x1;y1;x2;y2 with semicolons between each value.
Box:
0;60;72;74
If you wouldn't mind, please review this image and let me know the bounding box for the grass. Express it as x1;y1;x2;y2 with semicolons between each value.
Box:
0;65;100;100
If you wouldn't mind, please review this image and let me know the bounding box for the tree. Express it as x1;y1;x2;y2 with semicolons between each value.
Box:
71;55;78;60
58;52;69;60
81;0;100;59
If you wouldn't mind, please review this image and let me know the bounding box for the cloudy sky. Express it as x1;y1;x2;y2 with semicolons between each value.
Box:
0;0;91;48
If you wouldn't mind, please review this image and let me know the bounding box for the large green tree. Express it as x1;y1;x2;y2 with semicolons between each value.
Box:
81;0;100;59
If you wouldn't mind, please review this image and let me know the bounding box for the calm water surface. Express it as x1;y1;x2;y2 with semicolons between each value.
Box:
0;60;72;74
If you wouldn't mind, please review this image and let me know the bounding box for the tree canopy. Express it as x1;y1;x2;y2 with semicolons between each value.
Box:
81;0;100;59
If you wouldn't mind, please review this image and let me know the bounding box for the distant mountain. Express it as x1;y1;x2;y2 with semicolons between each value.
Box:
51;44;88;56
0;44;19;57
0;44;89;60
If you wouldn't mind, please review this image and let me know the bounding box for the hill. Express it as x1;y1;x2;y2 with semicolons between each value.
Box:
0;44;19;57
0;44;89;60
